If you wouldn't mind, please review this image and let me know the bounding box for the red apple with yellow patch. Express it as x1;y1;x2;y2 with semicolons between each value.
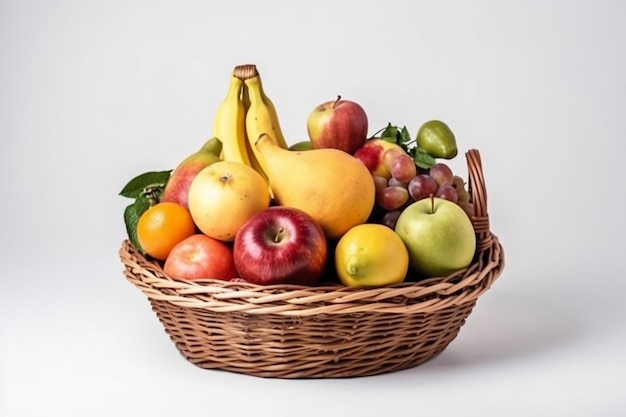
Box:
161;137;222;209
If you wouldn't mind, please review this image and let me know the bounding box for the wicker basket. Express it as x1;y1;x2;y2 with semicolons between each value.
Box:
119;149;504;378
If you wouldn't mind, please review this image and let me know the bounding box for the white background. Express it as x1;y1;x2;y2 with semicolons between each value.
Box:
2;0;625;416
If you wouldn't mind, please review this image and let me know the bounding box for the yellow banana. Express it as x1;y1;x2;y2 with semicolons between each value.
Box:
241;80;251;114
213;75;251;167
244;74;288;181
258;78;289;149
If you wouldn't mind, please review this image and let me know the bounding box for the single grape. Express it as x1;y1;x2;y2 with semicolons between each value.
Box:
388;177;409;188
377;186;410;211
373;175;388;194
382;148;405;173
435;183;458;202
381;210;402;229
429;162;454;186
408;174;439;201
452;175;470;203
391;154;417;183
451;175;464;189
458;189;470;203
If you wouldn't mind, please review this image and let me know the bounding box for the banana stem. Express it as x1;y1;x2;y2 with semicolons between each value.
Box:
233;64;259;80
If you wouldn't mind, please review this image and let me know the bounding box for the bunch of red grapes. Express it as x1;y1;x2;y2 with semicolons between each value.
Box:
372;149;474;229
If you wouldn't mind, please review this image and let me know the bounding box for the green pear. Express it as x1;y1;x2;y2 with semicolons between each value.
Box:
416;120;458;159
161;137;222;209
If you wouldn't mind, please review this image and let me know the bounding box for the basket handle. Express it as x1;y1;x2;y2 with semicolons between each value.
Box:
466;149;492;252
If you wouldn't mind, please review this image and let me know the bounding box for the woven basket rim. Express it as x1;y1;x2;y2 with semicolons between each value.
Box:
120;236;504;316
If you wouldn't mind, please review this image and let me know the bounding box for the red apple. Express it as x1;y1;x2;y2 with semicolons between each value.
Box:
164;234;238;281
353;138;407;179
306;95;368;155
161;137;222;209
233;206;327;285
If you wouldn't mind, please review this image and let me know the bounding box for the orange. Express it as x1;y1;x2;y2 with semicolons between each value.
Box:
136;202;196;261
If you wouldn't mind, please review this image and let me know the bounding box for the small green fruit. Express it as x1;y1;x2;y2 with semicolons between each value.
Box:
288;140;314;151
416;120;458;159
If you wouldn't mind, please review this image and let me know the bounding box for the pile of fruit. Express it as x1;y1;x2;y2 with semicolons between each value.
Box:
119;64;477;289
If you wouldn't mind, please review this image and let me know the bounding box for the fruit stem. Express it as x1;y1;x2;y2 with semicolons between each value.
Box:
233;64;258;80
430;194;435;213
332;95;342;109
368;127;386;140
141;184;164;207
274;227;285;243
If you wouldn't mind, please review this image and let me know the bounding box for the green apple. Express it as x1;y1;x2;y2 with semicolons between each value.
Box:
394;197;476;277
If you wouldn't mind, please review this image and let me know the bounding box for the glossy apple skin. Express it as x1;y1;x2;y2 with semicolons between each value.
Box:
161;138;222;209
164;234;238;281
233;206;327;285
161;162;207;209
394;197;476;278
353;139;406;179
307;97;368;155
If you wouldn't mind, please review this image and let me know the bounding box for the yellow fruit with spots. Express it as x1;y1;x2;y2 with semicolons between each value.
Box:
254;134;375;240
335;224;409;288
187;160;271;242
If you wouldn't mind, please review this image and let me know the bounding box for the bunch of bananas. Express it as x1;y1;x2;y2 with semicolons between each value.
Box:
212;64;289;185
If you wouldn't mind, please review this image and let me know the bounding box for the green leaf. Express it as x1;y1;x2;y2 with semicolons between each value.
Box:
380;123;399;143
400;126;412;144
123;197;151;253
411;147;436;169
119;170;171;198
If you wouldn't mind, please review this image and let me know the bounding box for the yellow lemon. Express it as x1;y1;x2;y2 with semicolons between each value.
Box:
335;224;409;288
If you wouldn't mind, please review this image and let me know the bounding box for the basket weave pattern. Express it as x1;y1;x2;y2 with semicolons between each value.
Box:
120;149;505;378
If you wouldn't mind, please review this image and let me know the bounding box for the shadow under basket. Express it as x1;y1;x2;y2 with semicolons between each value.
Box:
119;149;505;378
